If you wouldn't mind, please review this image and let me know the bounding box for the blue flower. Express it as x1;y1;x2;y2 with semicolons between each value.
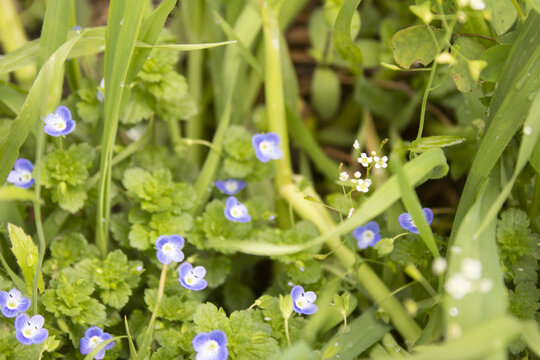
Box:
192;330;228;360
291;285;318;315
224;196;251;223
178;262;208;291
353;221;381;249
252;133;282;163
6;159;34;189
155;235;185;265
398;208;434;234
0;288;30;318
43;105;76;136
14;313;48;345
215;179;246;195
80;326;114;360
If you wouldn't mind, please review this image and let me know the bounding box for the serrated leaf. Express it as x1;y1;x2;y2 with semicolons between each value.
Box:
410;136;468;153
7;224;44;294
391;25;444;69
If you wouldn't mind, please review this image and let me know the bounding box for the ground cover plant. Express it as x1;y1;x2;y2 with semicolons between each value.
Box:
0;0;540;359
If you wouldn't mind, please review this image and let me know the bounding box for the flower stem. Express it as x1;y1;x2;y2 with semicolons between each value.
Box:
283;316;291;346
416;63;438;142
138;264;167;359
32;129;46;315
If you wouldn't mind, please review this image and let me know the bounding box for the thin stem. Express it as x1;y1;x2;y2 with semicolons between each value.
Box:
530;174;540;233
284;316;291;346
416;63;438;142
511;0;526;22
32;130;46;315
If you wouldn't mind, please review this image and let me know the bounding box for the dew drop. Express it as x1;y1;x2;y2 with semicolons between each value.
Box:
120;19;124;26
523;125;533;136
120;81;125;88
26;254;36;266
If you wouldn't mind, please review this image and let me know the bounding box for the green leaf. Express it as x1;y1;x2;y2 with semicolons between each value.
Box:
450;37;485;92
0;186;35;202
480;44;511;82
311;67;341;120
51;185;87;213
332;0;363;74
7;224;44;294
391;25;444;69
410;136;468;153
484;0;517;36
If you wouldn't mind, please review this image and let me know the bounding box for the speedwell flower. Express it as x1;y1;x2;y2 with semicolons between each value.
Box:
192;330;228;360
14;314;48;345
224;196;251;223
43;105;76;137
252;132;282;163
398;208;433;234
353;221;381;249
80;326;114;360
0;288;30;318
215;179;246;195
291;285;318;315
6;159;34;189
178;262;208;291
155;234;185;265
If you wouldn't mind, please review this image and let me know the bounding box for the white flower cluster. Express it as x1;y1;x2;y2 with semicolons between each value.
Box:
339;170;372;193
457;0;486;10
444;258;493;300
357;151;388;169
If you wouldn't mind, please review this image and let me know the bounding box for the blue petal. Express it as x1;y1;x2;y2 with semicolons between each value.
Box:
43;124;67;137
55;105;72;122
94;349;106;360
14;313;29;330
63;119;76;135
32;328;48;344
168;234;185;249
156;250;170;265
13;159;33;172
0;291;8;306
155;235;169;250
188;279;208;291
15;331;33;345
423;208;434;225
85;326;104;339
1;306;20;318
225;196;239;209
304;291;317;303
216;346;229;360
102;333;115;350
365;221;380;234
80;337;93;354
192;333;211;352
169;249;184;263
178;262;193;278
17;297;31;313
192;266;206;278
209;330;227;346
300;303;318;315
290;285;304;302
398;213;418;233
29;314;44;328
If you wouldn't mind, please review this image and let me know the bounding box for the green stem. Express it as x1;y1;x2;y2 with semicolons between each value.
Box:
511;0;526;22
416;63;438;142
32;130;46;315
530;174;540;232
260;0;292;189
138;264;167;359
284;316;291;346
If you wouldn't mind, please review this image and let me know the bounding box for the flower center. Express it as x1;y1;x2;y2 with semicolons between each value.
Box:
202;340;220;354
225;182;237;193
295;294;311;309
89;336;103;349
51;115;67;130
7;300;18;310
259;141;273;155
185;271;199;285
163;243;176;256
22;323;38;338
17;170;32;183
363;230;374;242
230;205;247;218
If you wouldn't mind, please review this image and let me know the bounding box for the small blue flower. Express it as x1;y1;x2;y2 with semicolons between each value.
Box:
80;326;114;360
291;285;318;315
353;221;381;249
224;196;251;223
71;25;82;31
14;313;48;345
215;179;246;195
0;288;30;318
155;235;185;265
192;330;228;360
252;133;282;163
6;159;34;189
398;208;434;234
43;105;76;137
178;262;208;291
